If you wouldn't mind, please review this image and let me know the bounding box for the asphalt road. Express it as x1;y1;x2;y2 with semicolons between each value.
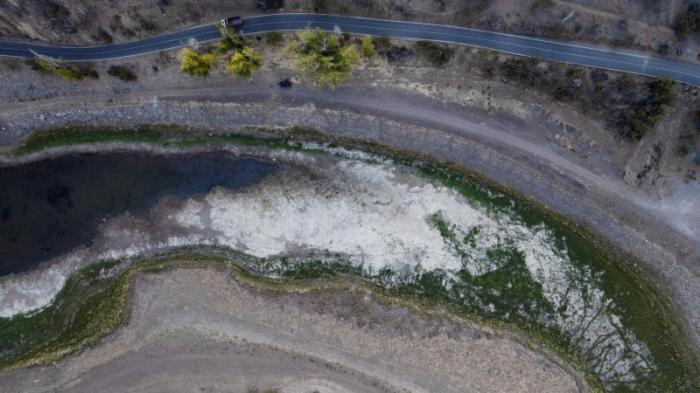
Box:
2;13;700;87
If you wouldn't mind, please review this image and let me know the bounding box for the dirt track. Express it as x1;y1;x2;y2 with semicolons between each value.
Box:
0;267;588;393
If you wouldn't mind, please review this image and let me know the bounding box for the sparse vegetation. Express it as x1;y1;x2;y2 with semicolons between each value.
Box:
361;35;375;58
489;53;674;140
31;57;98;80
679;140;693;155
374;34;392;55
286;28;359;88
107;65;137;81
454;0;489;25
674;3;700;39
608;78;675;140
227;47;264;78
311;0;328;13
255;0;284;11
41;0;75;34
264;31;284;46
217;27;245;55
180;48;216;77
416;41;454;66
96;28;114;44
530;0;555;12
679;110;700;155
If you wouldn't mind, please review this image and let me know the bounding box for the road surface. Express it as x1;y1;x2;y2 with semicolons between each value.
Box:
1;13;699;87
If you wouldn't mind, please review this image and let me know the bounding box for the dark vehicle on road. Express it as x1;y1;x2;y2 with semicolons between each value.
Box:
220;16;243;29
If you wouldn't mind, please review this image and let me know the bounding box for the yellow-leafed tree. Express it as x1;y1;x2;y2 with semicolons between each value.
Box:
227;47;264;77
180;48;216;77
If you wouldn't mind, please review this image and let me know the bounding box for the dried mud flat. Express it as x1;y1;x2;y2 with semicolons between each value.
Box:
0;267;587;393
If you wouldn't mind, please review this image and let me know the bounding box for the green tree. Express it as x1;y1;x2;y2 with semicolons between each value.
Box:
361;35;375;58
215;25;245;55
286;28;359;88
180;48;216;77
227;47;264;77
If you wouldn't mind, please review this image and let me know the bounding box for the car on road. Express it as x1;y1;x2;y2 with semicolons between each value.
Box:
220;16;243;29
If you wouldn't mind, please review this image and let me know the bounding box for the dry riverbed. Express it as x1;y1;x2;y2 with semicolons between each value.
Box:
0;266;589;393
0;143;696;391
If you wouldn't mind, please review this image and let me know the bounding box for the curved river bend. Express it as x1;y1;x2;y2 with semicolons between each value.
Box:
0;147;694;392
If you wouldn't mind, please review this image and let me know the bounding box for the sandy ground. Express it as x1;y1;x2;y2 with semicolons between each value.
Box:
0;266;589;393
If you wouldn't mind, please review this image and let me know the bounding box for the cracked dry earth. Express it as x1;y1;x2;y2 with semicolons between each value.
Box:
0;267;587;393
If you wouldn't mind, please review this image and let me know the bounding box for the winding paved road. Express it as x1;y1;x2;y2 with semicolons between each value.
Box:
1;13;700;87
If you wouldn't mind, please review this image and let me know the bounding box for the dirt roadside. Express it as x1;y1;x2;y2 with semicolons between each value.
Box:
0;266;589;393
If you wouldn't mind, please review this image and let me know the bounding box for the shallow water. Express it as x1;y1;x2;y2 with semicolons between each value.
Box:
0;153;277;275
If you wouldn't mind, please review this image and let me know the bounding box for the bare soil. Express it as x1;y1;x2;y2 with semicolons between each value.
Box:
0;266;589;393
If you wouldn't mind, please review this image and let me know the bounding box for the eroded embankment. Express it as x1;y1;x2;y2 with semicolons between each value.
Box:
0;135;697;392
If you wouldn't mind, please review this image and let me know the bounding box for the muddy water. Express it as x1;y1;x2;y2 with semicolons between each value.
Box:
0;153;277;275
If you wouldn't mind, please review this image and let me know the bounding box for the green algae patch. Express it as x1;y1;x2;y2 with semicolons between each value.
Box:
0;260;125;369
11;126;171;156
0;254;229;370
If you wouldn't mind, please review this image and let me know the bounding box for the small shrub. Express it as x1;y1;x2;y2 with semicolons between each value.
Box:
674;3;700;39
361;35;375;58
265;32;283;46
530;0;555;12
694;110;700;129
216;28;245;55
678;112;699;155
374;34;391;55
31;57;98;80
454;0;489;25
679;141;693;155
387;46;413;64
180;48;216;77
96;28;113;44
107;65;137;81
500;58;530;81
256;0;284;10
312;0;328;13
416;41;454;66
227;47;264;77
